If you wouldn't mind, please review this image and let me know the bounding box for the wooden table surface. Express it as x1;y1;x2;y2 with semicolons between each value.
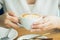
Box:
14;26;60;40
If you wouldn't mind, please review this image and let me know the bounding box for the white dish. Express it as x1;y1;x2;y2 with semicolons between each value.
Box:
0;27;9;38
17;34;47;40
8;28;18;39
0;27;18;40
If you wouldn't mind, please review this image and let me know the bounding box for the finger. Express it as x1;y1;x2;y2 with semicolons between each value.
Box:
7;16;18;23
43;24;55;31
32;24;44;29
6;24;11;28
33;21;41;25
42;21;51;27
38;22;51;31
32;19;44;25
5;19;19;29
4;19;12;28
32;22;41;28
32;22;51;30
8;11;16;17
8;22;19;29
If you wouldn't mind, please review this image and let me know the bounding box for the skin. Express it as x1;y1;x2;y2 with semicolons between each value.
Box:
0;0;35;29
31;16;60;32
26;0;60;32
27;0;36;4
0;11;18;29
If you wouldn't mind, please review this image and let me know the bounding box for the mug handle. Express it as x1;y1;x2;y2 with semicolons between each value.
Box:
17;17;24;27
17;23;24;28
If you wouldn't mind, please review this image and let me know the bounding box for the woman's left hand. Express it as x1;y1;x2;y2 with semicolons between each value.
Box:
31;17;57;32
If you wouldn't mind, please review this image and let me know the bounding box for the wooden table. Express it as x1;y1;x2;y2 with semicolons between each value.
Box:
14;26;60;40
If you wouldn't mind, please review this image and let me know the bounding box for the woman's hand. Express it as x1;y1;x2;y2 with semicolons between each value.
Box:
31;16;58;32
0;11;19;28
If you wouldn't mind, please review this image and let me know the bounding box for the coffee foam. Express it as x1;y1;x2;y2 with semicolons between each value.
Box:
20;13;40;18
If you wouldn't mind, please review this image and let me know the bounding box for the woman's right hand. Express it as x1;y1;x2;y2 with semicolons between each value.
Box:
0;11;19;28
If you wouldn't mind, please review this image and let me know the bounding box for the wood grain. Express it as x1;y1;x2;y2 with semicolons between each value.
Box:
14;26;60;40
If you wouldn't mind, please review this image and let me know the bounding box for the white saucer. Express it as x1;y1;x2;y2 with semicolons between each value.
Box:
17;34;47;40
8;28;18;39
0;27;18;40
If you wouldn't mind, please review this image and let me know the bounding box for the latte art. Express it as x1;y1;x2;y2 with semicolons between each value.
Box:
21;13;40;18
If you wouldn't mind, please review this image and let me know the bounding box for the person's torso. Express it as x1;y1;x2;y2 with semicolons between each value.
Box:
4;0;59;17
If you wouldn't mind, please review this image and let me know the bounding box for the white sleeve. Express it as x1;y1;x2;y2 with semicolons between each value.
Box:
0;0;2;2
58;0;60;17
0;0;3;9
58;0;60;6
4;0;24;17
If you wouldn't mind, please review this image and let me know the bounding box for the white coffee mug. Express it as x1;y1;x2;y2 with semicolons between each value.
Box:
18;14;41;30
